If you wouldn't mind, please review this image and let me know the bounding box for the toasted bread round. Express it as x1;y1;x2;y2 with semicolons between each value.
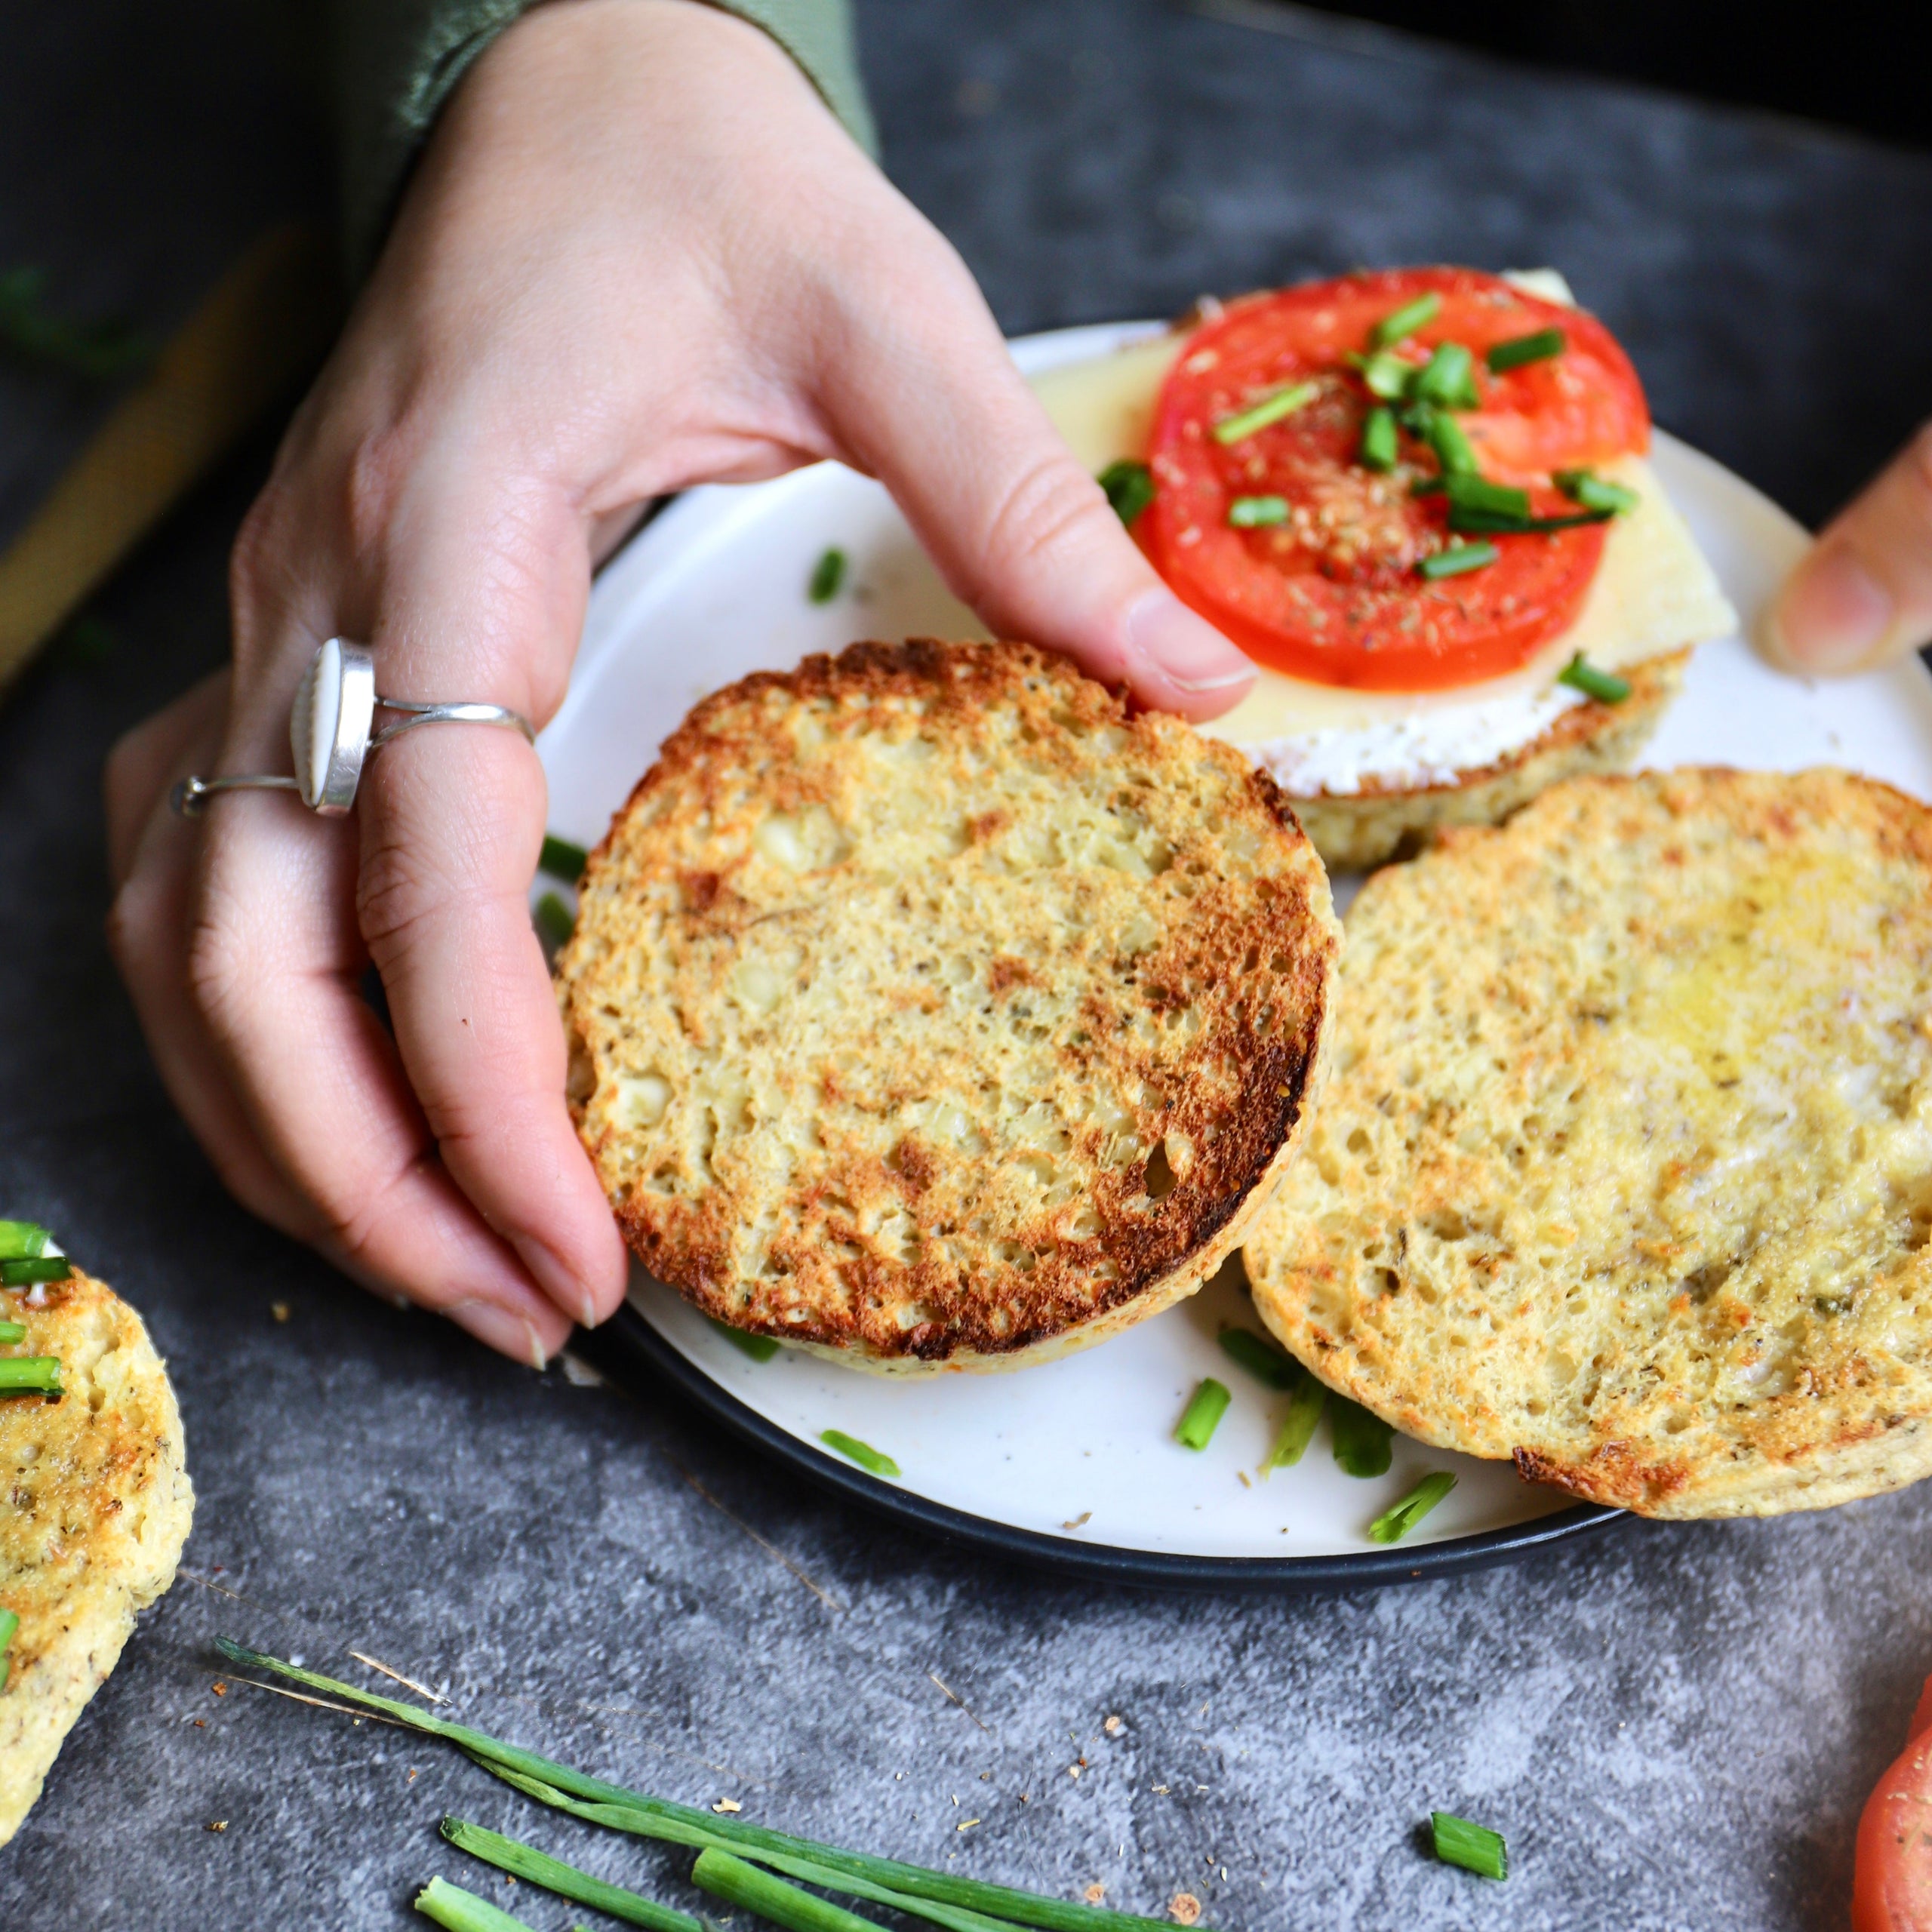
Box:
1282;648;1687;872
1244;768;1932;1518
2;1266;192;1842
559;638;1339;1371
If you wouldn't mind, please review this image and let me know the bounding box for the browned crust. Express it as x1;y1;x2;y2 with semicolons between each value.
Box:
1287;649;1687;871
561;638;1340;1365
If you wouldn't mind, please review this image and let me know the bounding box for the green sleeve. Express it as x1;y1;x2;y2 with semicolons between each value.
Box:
326;0;876;275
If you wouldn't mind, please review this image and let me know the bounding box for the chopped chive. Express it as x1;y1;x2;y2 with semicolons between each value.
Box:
1440;474;1530;519
0;1255;68;1288
415;1875;543;1932
1367;1471;1457;1543
539;835;589;883
1411;341;1480;411
1174;1377;1232;1450
442;1819;705;1932
1556;654;1631;703
709;1317;780;1362
0;1607;17;1691
808;547;848;604
1097;459;1155;526
0;1357;60;1396
1350;350;1415;401
1218;1327;1297;1390
1227;495;1289;528
695;1847;886;1932
1260;1373;1325;1473
1486;327;1564;374
1416;543;1498;582
534;893;575;950
820;1430;900;1478
0;1320;24;1343
1431;1811;1508;1881
1425;412;1477;477
1211;380;1318;446
1553;468;1639;515
1372;291;1441;347
1448;506;1609;535
1329;1395;1393;1475
214;1638;1178;1932
1358;405;1398;472
0;1220;50;1260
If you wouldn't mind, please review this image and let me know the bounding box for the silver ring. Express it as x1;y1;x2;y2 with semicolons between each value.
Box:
171;639;534;817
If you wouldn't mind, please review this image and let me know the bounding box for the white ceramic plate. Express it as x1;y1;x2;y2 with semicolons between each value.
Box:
545;325;1932;1584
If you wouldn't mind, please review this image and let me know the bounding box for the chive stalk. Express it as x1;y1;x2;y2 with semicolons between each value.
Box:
442;1819;705;1932
1351;351;1414;401
709;1318;780;1362
1358;406;1398;472
1448;507;1607;536
1367;1472;1457;1543
1416;543;1497;582
1174;1378;1231;1450
0;1608;17;1691
478;1760;1018;1932
1486;328;1564;374
818;1431;900;1478
0;1320;25;1344
1329;1395;1394;1476
1;1257;69;1288
214;1638;1174;1932
1372;291;1441;347
808;548;848;604
1211;380;1318;446
1097;460;1155;527
1556;654;1631;703
695;1847;885;1932
1553;469;1639;515
0;1220;50;1260
539;835;589;884
0;1358;61;1396
1226;496;1289;528
1260;1374;1325;1473
1431;1811;1508;1881
1411;342;1479;411
534;894;575;951
415;1875;543;1932
1217;1328;1297;1390
1424;413;1477;476
1438;474;1529;520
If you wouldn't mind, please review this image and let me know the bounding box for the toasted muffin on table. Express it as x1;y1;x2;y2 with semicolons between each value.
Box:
557;638;1339;1372
1243;769;1932;1518
2;1262;192;1843
1032;266;1737;870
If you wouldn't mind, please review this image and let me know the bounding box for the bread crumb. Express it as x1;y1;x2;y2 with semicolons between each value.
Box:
270;1302;291;1323
1104;1715;1124;1735
712;1798;742;1814
206;1821;228;1833
1084;1884;1106;1904
1169;1894;1201;1925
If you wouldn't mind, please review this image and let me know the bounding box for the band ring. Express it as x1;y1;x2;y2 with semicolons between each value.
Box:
171;639;534;817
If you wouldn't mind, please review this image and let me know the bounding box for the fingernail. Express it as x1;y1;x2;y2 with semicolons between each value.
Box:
1122;589;1256;694
448;1297;549;1370
512;1232;591;1326
1770;543;1894;673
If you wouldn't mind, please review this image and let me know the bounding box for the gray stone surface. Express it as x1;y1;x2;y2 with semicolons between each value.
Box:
5;2;1932;1926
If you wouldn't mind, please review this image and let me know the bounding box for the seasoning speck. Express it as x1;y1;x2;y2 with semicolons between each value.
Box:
206;1821;228;1834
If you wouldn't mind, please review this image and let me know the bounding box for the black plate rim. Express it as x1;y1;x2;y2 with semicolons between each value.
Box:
581;1302;1625;1594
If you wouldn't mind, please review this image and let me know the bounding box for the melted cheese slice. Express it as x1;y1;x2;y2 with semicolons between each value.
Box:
1028;319;1737;743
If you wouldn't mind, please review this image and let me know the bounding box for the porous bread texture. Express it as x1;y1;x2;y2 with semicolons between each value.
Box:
1244;768;1932;1518
1289;649;1687;871
559;638;1339;1372
2;1267;192;1842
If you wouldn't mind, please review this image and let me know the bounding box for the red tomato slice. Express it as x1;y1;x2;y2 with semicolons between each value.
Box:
1141;267;1651;691
1853;1673;1932;1931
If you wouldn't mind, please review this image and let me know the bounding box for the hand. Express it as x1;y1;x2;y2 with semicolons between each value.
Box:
1767;422;1932;674
104;0;1255;1364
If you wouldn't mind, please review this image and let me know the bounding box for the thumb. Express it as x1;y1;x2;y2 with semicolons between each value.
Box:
821;292;1255;720
1767;421;1932;675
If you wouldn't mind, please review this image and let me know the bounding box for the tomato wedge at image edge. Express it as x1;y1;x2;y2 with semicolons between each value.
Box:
1853;1673;1932;1929
1140;266;1650;691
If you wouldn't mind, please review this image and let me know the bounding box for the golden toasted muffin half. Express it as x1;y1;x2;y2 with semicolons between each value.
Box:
558;638;1339;1373
2;1266;192;1842
1244;769;1932;1518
